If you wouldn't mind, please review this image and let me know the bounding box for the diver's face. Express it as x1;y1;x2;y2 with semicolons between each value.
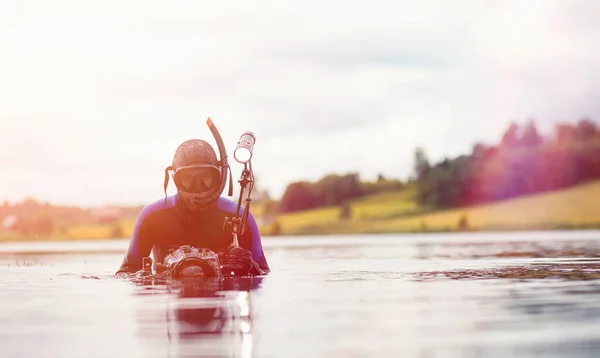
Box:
174;167;216;193
174;167;219;213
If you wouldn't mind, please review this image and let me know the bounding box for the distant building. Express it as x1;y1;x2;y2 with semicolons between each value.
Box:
2;215;17;230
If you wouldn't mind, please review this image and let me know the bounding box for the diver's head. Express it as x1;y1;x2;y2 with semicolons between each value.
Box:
168;139;223;213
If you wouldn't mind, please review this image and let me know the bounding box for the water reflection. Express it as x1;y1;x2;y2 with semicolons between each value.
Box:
3;233;600;358
133;276;264;358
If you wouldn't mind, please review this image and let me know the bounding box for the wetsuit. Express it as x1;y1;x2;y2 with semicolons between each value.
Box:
116;194;270;274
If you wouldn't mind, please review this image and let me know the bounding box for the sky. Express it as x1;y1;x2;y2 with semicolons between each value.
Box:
0;0;598;207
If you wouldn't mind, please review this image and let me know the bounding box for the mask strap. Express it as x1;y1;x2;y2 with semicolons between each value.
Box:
164;166;173;205
228;167;233;196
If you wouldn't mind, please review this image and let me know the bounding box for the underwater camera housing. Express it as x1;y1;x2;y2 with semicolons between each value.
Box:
155;245;223;278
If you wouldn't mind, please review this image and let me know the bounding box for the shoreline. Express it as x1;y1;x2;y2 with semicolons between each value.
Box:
3;224;600;244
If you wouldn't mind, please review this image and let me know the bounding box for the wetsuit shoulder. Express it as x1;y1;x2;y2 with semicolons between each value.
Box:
133;194;178;232
142;194;178;216
116;195;178;274
213;196;241;214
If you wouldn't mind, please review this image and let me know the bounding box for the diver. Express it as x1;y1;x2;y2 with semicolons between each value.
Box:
115;120;270;279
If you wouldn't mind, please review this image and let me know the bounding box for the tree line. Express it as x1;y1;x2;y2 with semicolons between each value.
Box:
272;117;599;214
0;198;142;237
273;174;405;214
414;118;600;209
3;117;598;228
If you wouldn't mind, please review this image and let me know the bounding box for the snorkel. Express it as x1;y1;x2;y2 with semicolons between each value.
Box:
205;117;234;200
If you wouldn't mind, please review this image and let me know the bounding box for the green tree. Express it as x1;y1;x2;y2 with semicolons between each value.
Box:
270;220;282;236
339;202;352;220
521;119;542;148
413;147;430;181
500;122;520;149
457;213;469;231
111;224;124;238
278;181;319;213
35;215;54;236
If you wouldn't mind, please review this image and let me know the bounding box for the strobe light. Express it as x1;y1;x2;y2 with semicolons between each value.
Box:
233;131;256;164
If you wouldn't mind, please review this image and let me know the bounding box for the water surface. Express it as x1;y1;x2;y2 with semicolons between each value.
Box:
1;231;600;358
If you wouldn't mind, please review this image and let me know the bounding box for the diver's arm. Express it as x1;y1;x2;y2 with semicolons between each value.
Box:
115;208;155;276
223;210;270;276
245;211;270;273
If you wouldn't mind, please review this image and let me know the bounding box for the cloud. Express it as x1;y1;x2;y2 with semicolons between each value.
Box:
0;0;598;206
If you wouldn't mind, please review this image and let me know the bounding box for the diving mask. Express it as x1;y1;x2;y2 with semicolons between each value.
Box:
173;165;220;194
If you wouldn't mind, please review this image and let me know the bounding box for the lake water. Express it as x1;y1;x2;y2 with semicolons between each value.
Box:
1;231;600;358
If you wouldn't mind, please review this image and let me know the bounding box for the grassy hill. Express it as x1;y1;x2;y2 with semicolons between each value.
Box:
21;179;598;242
259;179;600;235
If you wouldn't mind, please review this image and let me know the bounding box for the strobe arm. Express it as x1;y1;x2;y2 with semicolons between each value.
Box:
224;131;257;248
224;162;254;248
